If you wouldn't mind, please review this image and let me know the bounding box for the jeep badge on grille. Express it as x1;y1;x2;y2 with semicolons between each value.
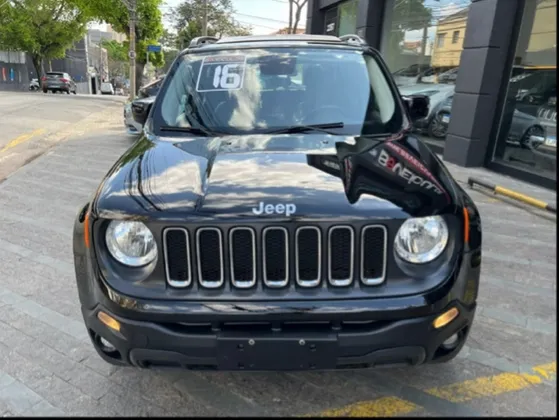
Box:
252;202;296;216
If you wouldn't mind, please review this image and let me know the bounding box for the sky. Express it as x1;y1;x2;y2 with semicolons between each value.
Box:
91;0;470;40
91;0;306;35
160;0;304;35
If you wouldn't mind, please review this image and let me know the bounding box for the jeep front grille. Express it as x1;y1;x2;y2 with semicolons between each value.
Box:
163;225;387;290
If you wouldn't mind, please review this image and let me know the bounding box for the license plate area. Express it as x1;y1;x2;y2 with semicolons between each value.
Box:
217;334;337;371
544;136;556;147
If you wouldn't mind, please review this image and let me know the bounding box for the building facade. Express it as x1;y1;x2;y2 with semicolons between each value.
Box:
306;0;556;189
0;51;29;91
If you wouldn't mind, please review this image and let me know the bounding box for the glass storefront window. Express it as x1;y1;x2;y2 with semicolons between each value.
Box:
338;0;358;36
493;0;556;182
382;0;472;152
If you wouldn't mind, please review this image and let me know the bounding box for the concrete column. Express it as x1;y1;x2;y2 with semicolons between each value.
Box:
355;0;386;49
442;0;521;167
306;0;325;35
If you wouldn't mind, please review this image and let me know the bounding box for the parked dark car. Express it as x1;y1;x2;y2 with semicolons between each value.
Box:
433;94;546;148
73;34;482;372
398;84;456;137
124;76;165;135
42;71;77;94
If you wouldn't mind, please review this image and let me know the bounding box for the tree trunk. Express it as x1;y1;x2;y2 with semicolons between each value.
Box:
135;60;145;94
288;0;293;34
31;55;43;80
292;0;308;35
293;7;301;34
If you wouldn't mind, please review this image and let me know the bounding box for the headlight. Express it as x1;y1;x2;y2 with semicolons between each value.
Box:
394;216;448;264
105;221;157;267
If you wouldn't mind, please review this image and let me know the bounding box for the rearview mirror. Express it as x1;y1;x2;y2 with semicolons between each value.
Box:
402;95;430;121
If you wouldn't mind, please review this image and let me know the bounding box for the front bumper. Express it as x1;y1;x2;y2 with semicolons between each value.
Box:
83;297;475;371
123;105;142;135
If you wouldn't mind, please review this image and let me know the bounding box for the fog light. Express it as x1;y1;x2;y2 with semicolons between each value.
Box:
99;337;116;352
442;333;459;350
433;307;459;329
97;311;121;332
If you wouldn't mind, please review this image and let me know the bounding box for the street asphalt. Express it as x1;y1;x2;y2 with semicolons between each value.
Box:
0;91;555;416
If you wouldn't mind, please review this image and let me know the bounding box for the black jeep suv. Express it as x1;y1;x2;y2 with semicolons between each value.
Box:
73;34;482;371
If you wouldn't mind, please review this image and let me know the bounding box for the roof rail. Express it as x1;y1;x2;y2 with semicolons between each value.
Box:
339;34;368;47
189;36;219;48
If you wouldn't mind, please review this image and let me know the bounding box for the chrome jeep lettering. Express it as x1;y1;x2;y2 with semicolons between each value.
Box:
252;202;296;216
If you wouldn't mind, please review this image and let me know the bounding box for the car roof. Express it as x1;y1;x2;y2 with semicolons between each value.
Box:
182;34;369;54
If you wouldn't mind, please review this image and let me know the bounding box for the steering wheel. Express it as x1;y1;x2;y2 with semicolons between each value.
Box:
305;105;349;123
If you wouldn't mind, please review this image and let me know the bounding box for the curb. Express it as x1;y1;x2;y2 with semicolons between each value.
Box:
467;177;556;214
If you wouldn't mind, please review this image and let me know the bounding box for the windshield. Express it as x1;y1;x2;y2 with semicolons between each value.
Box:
154;47;406;136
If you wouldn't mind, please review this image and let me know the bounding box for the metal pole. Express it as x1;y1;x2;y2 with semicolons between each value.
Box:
128;0;136;101
202;0;208;36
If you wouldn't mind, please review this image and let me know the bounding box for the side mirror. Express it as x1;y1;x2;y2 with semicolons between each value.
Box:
402;94;430;121
131;98;154;126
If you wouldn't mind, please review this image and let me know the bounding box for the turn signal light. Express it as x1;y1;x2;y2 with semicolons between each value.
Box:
433;307;459;329
97;311;121;332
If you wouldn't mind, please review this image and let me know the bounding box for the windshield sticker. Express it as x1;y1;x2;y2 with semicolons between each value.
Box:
196;55;247;92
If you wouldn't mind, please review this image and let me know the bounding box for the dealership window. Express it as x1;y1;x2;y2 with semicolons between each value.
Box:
381;0;472;152
492;0;556;183
338;0;358;36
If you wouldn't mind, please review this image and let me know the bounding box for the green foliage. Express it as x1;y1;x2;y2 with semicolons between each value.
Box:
0;0;89;76
169;0;251;49
71;0;165;66
100;39;128;62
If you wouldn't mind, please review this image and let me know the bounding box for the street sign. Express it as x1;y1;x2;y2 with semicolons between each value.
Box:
147;44;162;53
128;50;136;59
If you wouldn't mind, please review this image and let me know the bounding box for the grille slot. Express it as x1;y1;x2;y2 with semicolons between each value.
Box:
163;228;191;288
229;227;256;288
328;226;354;286
360;226;387;285
263;227;289;288
295;226;321;287
196;228;224;288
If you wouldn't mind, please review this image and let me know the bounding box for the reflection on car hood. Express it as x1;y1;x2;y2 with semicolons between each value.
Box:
92;133;460;221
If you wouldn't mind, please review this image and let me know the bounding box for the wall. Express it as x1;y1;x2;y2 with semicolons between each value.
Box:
0;51;30;91
443;0;520;167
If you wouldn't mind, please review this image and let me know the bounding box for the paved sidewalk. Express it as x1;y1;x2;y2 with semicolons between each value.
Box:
0;107;555;416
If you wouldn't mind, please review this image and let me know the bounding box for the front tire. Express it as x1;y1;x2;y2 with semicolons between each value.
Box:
520;125;545;149
428;116;448;139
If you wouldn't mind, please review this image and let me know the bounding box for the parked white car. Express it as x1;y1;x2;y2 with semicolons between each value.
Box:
100;82;115;95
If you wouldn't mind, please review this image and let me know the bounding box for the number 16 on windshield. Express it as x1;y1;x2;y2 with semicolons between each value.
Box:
196;55;247;92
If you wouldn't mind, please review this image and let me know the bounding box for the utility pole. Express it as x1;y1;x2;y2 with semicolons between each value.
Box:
202;0;208;36
126;0;137;101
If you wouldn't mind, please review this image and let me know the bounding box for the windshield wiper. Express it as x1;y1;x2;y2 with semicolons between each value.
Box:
265;122;344;135
160;125;224;137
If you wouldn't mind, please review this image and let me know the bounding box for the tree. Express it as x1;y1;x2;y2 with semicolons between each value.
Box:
0;0;89;78
287;0;308;34
100;39;129;77
169;0;251;49
72;0;165;92
158;29;179;73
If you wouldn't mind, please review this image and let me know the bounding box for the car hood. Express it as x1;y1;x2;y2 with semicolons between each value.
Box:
93;133;460;221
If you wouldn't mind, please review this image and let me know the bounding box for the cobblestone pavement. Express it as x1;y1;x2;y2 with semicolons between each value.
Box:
0;100;555;416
